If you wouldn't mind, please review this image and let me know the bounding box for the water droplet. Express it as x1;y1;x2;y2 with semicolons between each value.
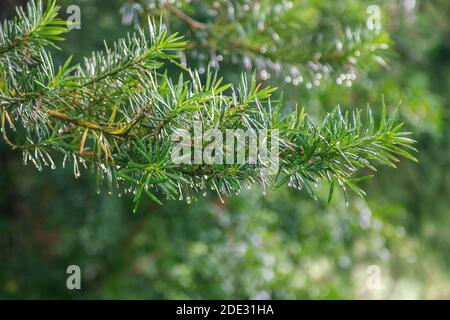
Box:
260;69;270;80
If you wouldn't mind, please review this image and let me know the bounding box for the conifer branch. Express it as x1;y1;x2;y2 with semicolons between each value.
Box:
0;1;417;209
0;0;68;69
139;0;391;86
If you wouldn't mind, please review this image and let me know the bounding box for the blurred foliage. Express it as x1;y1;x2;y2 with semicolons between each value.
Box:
0;0;449;299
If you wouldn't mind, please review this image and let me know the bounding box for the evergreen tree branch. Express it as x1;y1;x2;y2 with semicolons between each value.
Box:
0;0;417;210
138;0;391;86
0;0;68;69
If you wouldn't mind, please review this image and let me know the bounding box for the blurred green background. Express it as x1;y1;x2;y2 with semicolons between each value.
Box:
0;0;449;299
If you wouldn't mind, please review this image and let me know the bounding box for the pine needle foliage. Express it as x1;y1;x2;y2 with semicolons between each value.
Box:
0;0;417;210
132;0;391;87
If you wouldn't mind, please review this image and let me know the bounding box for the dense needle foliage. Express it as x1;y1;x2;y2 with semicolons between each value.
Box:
0;1;416;210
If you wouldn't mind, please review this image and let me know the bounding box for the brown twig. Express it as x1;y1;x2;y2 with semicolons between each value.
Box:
160;3;207;31
47;109;132;137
